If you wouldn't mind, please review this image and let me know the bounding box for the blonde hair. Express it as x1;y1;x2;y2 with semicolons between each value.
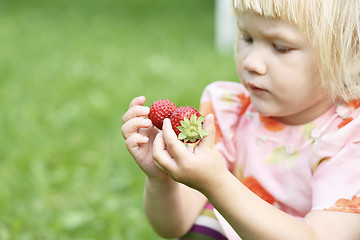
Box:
233;0;360;102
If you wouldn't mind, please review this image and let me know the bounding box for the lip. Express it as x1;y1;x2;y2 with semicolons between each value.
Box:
248;83;267;93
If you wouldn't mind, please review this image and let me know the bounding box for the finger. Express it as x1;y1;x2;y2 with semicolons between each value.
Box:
197;114;215;149
152;131;177;172
122;96;148;124
125;133;149;153
129;96;146;109
162;118;189;159
162;118;178;141
122;105;150;124
121;117;152;139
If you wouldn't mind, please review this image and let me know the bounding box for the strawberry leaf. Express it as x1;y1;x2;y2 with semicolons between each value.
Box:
176;113;208;143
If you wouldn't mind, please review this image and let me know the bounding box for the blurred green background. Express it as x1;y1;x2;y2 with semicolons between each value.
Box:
0;0;237;239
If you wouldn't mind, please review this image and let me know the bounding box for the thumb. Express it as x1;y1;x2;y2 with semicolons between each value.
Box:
198;114;215;148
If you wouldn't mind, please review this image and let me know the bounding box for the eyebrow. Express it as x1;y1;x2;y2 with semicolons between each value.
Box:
260;28;300;44
238;24;301;45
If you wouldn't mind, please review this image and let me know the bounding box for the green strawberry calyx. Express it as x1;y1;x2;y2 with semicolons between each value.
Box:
177;114;208;143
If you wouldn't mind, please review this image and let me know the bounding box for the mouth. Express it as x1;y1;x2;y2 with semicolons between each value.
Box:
248;83;267;93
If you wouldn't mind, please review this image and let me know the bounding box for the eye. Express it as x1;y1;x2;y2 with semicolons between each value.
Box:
242;36;253;44
241;35;253;44
238;31;253;44
273;44;291;53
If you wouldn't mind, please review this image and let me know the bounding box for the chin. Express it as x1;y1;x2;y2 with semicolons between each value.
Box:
251;102;276;117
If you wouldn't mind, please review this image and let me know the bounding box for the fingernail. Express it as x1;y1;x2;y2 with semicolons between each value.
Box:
145;119;152;125
144;106;150;113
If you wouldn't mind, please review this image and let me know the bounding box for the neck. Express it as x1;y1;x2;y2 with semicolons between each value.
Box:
272;100;334;125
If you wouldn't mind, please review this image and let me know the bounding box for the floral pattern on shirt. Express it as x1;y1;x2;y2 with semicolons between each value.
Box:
266;146;300;170
325;195;360;213
193;81;360;239
259;115;286;132
199;101;223;144
242;176;275;205
237;93;251;116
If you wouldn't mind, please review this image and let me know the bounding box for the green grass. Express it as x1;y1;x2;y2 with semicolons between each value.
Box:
0;0;238;239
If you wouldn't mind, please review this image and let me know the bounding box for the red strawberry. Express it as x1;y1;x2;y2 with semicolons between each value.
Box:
148;99;177;130
170;106;208;143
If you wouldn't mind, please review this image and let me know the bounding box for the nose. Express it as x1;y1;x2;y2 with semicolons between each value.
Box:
241;46;267;75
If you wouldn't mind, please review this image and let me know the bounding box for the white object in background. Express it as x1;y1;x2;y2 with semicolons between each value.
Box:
215;0;235;54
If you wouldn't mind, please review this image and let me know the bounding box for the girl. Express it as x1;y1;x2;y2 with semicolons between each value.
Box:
121;0;360;239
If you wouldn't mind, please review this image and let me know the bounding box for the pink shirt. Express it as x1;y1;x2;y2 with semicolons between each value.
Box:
199;81;360;239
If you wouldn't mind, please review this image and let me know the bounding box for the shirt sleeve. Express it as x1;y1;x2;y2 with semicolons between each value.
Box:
199;81;250;173
311;114;360;213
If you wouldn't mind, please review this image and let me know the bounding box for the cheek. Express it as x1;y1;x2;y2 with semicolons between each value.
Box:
274;57;320;91
236;52;245;78
274;74;323;106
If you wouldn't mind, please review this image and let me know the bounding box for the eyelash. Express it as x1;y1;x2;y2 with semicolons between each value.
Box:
239;34;292;53
239;33;253;44
273;45;290;53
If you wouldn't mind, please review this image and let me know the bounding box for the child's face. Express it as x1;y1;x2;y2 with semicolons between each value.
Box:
236;12;332;125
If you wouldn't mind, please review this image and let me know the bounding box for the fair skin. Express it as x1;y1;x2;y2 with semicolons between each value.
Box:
121;96;208;238
121;12;360;240
237;12;333;125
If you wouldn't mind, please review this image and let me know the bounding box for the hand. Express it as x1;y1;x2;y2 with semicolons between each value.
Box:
121;96;170;183
152;114;229;193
